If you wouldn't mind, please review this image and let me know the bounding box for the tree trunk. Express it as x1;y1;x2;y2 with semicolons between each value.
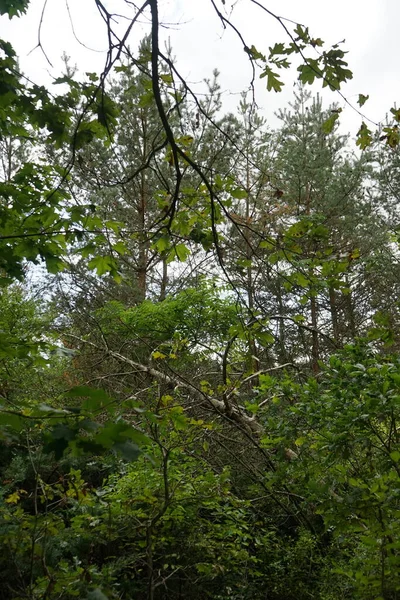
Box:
245;159;258;381
345;274;356;339
136;116;149;304
310;292;319;374
159;254;168;301
329;284;340;346
277;281;287;362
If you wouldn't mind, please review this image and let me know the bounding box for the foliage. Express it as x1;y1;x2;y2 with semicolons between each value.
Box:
1;1;400;599
256;342;400;598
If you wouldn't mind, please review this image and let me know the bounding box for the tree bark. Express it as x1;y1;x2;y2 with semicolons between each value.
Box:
159;254;168;301
345;274;356;338
136;117;149;304
329;284;340;345
310;292;319;374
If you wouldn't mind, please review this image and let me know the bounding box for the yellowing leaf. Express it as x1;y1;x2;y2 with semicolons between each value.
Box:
321;112;340;134
5;489;26;504
295;437;307;447
356;122;373;150
160;73;173;85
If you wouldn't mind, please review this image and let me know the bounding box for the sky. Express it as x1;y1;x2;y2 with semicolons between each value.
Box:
2;0;399;137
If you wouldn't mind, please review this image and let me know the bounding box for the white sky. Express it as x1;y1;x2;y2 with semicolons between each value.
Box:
1;0;399;136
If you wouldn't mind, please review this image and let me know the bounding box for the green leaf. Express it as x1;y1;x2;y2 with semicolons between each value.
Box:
170;407;188;430
298;61;321;85
321;112;340;134
256;331;275;345
112;241;127;255
113;441;140;461
358;94;369;107
356;122;373;150
382;125;400;148
390;107;400;122
175;243;190;262
390;451;400;463
44;424;77;459
293;314;306;324
160;73;173;85
138;91;154;108
231;187;248;199
74;128;95;149
0;411;23;432
154;236;170;253
260;66;283;92
79;243;97;258
65;386;114;413
51;424;76;440
114;64;129;73
96;94;118;128
88;255;117;276
269;42;288;56
245;45;266;61
321;48;353;90
310;37;324;48
95;421;150;448
296;272;310;288
0;277;15;287
294;24;310;43
0;0;30;18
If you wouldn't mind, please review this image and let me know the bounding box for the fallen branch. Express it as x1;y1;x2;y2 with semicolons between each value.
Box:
65;334;263;435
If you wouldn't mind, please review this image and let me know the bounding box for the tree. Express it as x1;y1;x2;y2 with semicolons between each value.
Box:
3;1;400;599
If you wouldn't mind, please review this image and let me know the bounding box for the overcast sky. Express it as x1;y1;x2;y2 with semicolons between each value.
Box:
2;0;399;137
